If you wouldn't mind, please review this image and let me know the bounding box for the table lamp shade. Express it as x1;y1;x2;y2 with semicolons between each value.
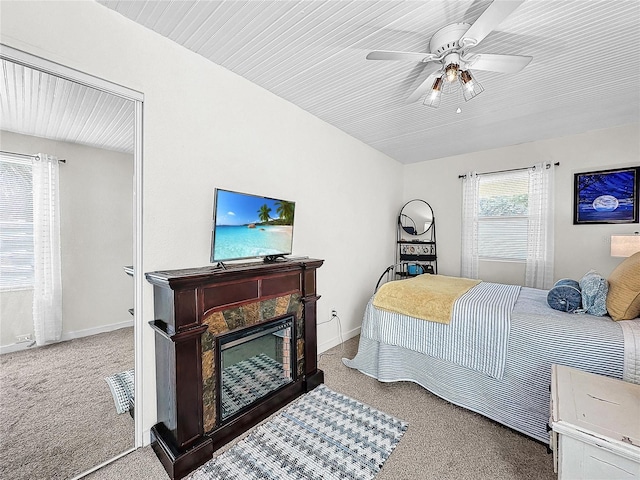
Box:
610;234;640;257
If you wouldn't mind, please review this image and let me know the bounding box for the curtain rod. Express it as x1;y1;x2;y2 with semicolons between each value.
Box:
0;150;66;163
458;162;558;179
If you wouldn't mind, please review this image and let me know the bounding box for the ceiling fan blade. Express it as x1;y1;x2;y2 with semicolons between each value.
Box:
468;53;532;73
460;0;492;24
366;50;435;62
406;63;442;104
460;0;526;47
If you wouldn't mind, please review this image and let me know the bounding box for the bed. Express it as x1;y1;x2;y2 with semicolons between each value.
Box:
343;267;640;445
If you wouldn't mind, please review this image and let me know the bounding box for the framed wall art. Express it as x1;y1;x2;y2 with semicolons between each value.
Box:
573;167;640;224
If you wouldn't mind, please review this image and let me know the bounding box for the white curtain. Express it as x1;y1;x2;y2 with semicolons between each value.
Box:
525;162;555;289
32;153;62;346
460;171;480;279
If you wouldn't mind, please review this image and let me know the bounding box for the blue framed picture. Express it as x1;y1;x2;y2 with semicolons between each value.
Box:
573;167;639;224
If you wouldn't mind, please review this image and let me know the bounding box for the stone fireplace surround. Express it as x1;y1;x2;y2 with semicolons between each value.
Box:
146;258;324;480
202;297;300;431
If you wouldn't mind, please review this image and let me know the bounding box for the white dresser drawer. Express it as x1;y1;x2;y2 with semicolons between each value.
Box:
550;365;640;480
558;432;640;479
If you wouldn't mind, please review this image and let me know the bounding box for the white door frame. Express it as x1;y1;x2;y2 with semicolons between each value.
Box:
0;44;145;452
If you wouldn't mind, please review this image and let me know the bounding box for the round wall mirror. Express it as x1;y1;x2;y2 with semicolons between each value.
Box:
399;199;434;235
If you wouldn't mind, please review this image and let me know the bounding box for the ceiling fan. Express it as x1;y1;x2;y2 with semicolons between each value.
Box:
366;0;532;107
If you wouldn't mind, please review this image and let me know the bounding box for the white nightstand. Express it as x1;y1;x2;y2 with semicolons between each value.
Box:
550;364;640;479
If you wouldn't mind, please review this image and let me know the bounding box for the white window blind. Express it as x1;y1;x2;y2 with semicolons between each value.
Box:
0;153;34;289
477;170;529;261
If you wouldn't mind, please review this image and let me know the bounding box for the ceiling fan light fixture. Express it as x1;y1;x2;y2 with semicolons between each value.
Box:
366;1;532;108
424;76;443;108
445;63;459;83
460;70;484;101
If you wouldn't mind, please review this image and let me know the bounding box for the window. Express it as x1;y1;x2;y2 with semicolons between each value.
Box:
462;163;554;288
0;153;34;289
477;170;529;261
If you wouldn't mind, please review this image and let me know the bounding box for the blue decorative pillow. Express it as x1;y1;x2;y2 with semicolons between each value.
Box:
579;270;609;316
554;278;581;290
547;281;582;313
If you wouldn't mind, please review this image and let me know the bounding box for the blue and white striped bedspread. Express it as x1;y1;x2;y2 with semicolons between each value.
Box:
361;282;521;379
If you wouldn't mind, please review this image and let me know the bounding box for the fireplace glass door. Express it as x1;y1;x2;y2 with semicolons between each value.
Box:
218;315;295;422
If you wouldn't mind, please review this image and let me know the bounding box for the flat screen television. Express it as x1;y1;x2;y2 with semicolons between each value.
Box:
211;188;295;263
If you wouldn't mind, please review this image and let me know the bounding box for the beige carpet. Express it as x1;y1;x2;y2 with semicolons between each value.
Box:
0;327;135;480
87;335;555;480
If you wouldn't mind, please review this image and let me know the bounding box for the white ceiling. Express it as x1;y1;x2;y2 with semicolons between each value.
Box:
0;59;135;154
97;0;640;163
2;1;640;163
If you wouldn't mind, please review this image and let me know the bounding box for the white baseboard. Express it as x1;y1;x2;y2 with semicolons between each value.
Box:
143;428;152;447
318;325;360;353
59;319;133;342
0;320;134;355
0;342;35;355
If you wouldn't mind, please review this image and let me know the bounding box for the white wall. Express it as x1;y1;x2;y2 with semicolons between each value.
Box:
0;130;134;350
403;124;640;284
1;0;403;442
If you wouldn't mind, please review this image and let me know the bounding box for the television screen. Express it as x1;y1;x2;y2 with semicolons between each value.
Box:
211;188;295;262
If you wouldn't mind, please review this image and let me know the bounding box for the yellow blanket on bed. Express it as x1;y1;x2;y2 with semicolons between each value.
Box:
372;274;481;324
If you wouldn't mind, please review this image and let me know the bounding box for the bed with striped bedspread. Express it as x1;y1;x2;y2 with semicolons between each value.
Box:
364;281;520;379
344;286;640;444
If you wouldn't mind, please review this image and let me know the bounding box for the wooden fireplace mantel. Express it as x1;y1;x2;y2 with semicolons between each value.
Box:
145;257;324;480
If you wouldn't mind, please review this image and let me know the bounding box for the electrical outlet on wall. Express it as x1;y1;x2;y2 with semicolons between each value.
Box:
15;334;32;343
318;308;338;325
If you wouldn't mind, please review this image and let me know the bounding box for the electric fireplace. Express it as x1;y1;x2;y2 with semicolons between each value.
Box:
146;258;324;480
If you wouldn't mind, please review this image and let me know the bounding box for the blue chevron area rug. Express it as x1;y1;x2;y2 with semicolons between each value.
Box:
189;384;408;480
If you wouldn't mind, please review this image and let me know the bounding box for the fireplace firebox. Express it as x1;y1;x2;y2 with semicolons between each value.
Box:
217;314;295;423
146;258;323;480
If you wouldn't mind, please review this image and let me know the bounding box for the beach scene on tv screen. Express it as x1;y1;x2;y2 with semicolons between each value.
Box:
213;190;294;261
